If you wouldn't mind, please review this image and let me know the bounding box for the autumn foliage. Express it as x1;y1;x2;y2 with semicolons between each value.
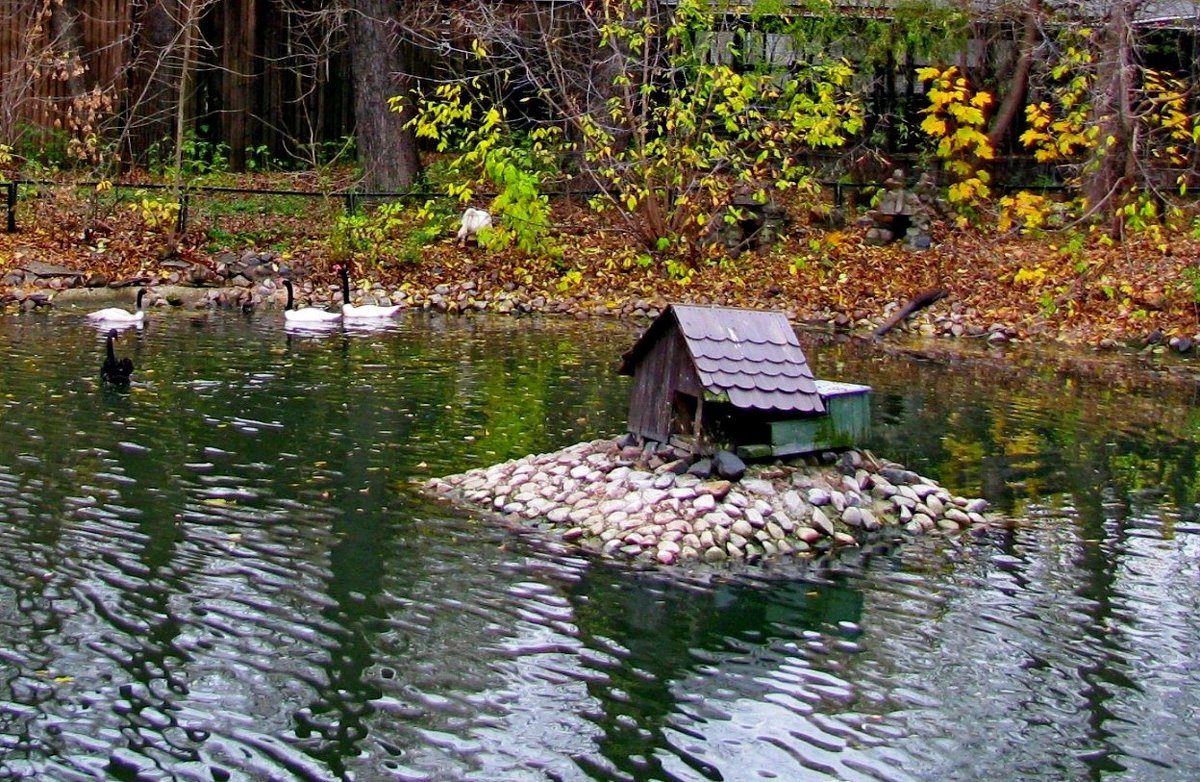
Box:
3;0;1200;351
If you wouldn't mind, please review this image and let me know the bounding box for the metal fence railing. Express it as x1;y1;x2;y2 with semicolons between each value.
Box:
0;179;451;235
1;177;1073;235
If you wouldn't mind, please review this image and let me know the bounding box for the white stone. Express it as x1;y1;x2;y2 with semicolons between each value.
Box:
872;478;897;498
811;507;835;536
703;511;732;528
742;478;776;496
627;470;655;487
912;483;939;499
725;491;750;509
796;527;821;544
944;508;971;525
860;509;881;531
641;488;668;506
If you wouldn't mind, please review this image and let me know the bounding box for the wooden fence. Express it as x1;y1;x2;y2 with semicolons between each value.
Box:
0;0;355;168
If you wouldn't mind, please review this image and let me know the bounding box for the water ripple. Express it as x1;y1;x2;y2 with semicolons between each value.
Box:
2;316;1200;779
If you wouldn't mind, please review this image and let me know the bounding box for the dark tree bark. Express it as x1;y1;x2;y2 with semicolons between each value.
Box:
1083;1;1139;238
218;0;257;170
48;0;86;98
347;0;421;191
987;0;1042;151
121;0;180;164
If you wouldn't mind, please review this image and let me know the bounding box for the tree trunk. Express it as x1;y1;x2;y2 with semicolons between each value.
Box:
987;0;1042;151
121;0;180;164
49;0;87;99
218;0;256;170
347;0;420;191
1082;0;1137;237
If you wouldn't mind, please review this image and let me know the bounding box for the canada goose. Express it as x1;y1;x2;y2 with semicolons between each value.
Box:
338;264;400;319
283;279;342;324
100;329;134;384
87;288;147;324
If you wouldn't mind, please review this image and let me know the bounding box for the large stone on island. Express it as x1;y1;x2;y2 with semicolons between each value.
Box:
713;450;747;481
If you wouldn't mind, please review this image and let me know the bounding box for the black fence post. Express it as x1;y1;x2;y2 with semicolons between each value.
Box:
4;182;16;233
344;189;359;215
177;192;190;234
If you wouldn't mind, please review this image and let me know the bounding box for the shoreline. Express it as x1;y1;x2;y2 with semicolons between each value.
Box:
5;263;1199;392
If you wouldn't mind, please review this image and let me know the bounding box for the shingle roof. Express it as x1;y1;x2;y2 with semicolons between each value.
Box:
620;304;825;414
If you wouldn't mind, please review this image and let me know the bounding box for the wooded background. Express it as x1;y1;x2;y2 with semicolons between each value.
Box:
1;0;1197;201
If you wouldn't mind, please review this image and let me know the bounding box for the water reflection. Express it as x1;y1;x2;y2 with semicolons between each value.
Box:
0;312;1198;780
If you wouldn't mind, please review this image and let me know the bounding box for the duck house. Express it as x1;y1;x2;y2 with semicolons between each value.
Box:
618;305;871;458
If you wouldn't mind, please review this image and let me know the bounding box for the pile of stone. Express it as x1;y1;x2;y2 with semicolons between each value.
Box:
425;438;997;567
862;171;943;250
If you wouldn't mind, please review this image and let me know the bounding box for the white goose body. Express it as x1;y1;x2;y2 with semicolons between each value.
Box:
339;265;400;319
283;280;342;324
87;288;147;324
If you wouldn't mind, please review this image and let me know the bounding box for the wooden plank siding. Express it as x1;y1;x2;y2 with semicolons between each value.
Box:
625;328;705;445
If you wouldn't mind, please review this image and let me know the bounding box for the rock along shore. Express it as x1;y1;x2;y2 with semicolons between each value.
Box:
425;438;999;567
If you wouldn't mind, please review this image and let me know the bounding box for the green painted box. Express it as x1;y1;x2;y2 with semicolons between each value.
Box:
755;380;872;458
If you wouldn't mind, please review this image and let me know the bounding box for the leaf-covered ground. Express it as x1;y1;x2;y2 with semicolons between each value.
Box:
3;173;1199;351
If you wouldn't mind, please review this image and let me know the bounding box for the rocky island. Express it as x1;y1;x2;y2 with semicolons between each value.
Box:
424;437;998;567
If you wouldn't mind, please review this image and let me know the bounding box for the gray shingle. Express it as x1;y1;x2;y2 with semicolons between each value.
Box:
657;304;825;413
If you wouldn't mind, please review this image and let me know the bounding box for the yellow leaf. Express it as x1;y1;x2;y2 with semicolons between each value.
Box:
920;116;947;137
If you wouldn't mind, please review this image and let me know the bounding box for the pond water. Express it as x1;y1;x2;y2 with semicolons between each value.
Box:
0;308;1197;781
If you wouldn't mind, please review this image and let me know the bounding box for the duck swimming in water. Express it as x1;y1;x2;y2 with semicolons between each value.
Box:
283;279;342;325
338;264;400;319
87;288;147;326
100;329;134;385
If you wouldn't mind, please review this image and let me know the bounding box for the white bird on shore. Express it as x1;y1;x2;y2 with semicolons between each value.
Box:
283;279;342;325
338;264;400;319
87;288;146;325
457;207;492;247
